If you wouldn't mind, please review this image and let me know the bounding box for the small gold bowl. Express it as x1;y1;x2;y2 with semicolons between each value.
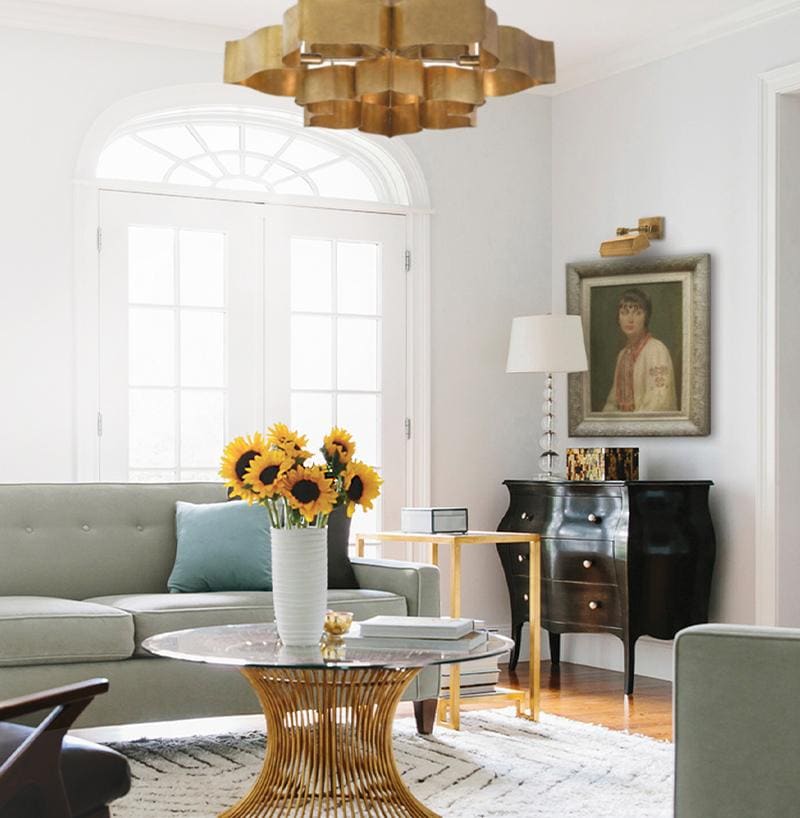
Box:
324;610;354;638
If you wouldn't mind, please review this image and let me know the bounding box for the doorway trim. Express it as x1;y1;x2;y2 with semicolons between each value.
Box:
756;62;800;624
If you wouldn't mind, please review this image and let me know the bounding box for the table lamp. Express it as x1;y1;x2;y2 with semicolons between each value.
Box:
506;314;588;479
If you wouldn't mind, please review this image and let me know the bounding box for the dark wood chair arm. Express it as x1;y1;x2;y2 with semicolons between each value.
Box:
0;678;109;722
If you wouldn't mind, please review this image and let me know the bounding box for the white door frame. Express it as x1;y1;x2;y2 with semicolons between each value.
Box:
756;61;800;625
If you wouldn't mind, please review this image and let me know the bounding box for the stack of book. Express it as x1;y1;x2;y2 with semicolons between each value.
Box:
345;616;488;651
440;653;502;699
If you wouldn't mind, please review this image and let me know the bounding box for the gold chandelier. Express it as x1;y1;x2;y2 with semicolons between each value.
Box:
224;0;555;137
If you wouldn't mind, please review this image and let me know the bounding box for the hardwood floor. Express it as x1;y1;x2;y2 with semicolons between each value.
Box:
398;661;674;742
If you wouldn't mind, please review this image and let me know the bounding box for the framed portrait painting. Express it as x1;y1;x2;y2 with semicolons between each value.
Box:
567;254;710;437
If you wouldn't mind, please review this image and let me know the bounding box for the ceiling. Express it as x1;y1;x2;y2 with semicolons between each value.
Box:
8;0;800;91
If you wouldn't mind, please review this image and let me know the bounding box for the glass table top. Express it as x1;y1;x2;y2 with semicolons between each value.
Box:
142;623;513;671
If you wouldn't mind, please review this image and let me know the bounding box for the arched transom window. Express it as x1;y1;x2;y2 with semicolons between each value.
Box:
96;109;409;204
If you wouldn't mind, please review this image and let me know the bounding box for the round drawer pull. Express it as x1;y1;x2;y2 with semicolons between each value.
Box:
582;559;593;569
517;554;525;562
523;593;529;602
520;511;532;521
587;513;602;524
588;600;600;611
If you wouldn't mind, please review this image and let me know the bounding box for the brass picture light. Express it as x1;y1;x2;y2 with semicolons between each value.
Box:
599;216;665;258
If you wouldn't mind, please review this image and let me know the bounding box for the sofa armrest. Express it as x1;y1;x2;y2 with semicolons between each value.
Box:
350;558;440;617
674;624;800;818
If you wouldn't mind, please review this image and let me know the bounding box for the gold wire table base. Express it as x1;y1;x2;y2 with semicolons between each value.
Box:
220;666;438;818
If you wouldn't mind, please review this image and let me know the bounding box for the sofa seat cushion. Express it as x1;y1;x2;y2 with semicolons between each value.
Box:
87;590;408;655
0;597;135;667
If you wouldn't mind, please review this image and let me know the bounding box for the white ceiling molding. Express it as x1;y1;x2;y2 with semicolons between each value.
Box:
546;0;800;95
0;0;240;53
1;0;800;91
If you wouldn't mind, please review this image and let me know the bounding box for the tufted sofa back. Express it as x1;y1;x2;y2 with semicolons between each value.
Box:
0;483;228;599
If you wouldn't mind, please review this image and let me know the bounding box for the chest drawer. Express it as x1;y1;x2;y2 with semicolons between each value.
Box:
552;495;622;541
542;580;622;629
542;539;617;584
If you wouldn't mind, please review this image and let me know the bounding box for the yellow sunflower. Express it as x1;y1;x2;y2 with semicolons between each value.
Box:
343;461;383;517
219;433;268;498
279;466;337;523
323;427;355;466
243;451;291;501
267;422;312;462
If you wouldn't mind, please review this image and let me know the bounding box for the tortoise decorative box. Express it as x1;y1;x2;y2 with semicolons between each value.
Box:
566;448;639;481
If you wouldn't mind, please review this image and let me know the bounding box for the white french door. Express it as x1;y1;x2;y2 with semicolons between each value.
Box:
97;190;407;541
264;207;407;539
98;191;263;483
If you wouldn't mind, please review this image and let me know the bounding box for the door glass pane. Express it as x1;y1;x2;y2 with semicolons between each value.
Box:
129;308;175;386
291;315;332;390
291;239;332;313
128;227;174;305
181;311;225;387
291;392;333;455
129;469;178;482
349;492;382;538
180;469;220;482
337;242;379;315
337;318;378;391
179;230;225;308
129;388;175;468
337;393;379;466
181;390;225;468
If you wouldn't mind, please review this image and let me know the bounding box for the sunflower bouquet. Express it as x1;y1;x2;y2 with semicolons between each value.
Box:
220;423;382;529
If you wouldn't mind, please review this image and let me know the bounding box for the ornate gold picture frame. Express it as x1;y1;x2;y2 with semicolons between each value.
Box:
567;254;710;437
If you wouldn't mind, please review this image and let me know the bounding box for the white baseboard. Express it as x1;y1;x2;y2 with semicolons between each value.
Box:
489;623;674;683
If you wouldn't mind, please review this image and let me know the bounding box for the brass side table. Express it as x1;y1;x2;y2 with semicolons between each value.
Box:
356;530;541;729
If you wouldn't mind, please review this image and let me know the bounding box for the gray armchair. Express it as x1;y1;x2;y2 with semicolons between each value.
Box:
674;624;800;817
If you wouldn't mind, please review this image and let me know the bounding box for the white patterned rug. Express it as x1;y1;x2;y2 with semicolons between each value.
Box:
110;709;673;817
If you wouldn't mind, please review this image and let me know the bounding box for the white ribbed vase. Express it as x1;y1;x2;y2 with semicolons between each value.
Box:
271;527;327;647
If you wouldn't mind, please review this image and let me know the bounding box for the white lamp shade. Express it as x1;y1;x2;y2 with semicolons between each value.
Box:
506;314;588;374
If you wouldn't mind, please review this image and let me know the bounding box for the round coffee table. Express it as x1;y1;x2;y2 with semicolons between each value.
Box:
144;623;512;818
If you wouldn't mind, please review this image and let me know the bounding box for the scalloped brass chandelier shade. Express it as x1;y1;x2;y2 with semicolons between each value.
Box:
224;0;555;136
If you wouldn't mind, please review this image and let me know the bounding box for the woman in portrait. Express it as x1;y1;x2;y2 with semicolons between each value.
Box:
603;288;677;412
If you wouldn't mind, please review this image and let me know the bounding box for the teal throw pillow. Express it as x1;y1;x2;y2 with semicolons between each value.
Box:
168;500;271;593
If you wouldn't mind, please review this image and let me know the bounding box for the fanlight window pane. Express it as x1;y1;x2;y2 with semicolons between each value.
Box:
311;161;378;202
181;311;225;388
192;156;224;178
128;226;173;305
194;124;240;153
274;177;314;196
220;178;268;192
264;165;294;184
129;308;175;387
280;138;339;170
179;231;225;308
129;389;175;468
97;135;173;181
138;126;202;158
291;315;332;390
169;167;213;187
338;243;379;315
245;127;289;156
181;390;225;468
291;239;332;313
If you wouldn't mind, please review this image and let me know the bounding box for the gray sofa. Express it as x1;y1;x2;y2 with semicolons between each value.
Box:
0;483;440;728
674;624;800;817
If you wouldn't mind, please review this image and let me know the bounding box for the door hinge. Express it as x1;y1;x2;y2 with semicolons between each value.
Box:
96;226;103;253
96;411;103;437
404;417;412;439
404;249;411;273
